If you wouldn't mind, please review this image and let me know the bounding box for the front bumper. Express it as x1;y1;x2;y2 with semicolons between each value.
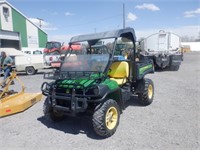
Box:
50;94;88;114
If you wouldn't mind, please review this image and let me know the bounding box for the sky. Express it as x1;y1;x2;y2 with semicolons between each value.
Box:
7;0;200;43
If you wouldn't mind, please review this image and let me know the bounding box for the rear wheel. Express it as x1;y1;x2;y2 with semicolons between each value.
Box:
43;98;64;122
137;78;154;106
25;66;36;75
92;99;120;138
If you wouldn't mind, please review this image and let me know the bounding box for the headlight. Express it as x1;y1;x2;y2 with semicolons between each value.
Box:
86;85;109;97
85;86;99;96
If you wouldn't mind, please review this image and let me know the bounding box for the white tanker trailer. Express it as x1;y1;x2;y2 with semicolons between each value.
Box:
139;30;183;71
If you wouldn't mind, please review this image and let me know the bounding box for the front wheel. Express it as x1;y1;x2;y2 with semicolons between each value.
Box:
92;99;120;138
137;78;154;106
43;98;64;122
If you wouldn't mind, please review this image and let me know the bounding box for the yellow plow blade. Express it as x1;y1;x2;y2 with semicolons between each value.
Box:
0;92;42;117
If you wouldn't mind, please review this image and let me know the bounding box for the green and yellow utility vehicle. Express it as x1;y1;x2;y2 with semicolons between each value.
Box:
41;28;154;138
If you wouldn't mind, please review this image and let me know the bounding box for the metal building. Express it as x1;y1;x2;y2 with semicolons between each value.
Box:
0;0;47;50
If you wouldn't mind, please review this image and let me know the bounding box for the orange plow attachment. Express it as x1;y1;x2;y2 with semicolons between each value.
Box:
0;92;42;117
0;71;42;117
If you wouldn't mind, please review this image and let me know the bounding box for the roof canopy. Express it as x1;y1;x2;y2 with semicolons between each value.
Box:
69;28;136;44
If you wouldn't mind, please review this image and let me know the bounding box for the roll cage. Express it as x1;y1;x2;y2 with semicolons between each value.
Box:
62;28;137;82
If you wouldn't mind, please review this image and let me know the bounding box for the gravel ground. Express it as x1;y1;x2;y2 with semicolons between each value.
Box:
0;52;199;150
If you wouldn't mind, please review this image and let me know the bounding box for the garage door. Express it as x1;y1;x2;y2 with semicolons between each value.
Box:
0;30;20;40
0;30;20;49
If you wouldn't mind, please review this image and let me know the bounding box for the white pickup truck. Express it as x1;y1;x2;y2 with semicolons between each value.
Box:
0;48;45;75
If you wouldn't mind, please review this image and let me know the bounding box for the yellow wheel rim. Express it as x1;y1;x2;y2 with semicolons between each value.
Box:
105;107;118;130
148;84;153;99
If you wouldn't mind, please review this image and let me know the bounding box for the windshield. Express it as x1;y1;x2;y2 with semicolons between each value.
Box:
59;37;134;76
60;39;113;74
61;54;110;72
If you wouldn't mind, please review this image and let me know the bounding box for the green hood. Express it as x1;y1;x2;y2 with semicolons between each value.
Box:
56;74;118;90
57;78;97;89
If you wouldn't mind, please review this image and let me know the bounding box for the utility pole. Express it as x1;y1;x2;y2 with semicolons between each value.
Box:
37;18;43;28
123;3;125;29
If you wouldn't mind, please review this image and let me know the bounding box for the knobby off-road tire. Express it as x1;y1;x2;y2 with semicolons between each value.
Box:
43;98;64;122
92;99;120;138
138;78;154;106
170;65;180;71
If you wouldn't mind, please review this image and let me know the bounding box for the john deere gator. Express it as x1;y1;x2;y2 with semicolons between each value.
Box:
41;28;154;138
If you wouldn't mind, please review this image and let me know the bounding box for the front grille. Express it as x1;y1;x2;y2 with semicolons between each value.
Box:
55;87;85;96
